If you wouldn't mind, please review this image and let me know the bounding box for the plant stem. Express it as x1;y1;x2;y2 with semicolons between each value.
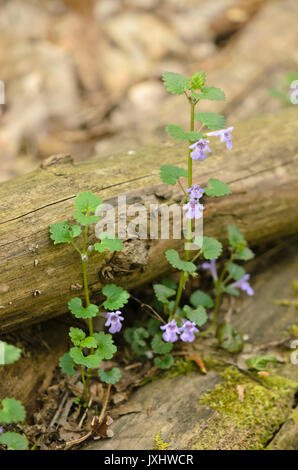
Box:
200;253;235;336
172;100;195;316
81;365;88;403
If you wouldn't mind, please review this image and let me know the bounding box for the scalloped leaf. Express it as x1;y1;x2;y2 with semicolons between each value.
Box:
159;164;187;185
166;249;196;273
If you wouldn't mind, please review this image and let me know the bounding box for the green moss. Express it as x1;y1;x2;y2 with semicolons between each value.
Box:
286;324;298;337
201;355;226;371
194;367;297;450
152;431;171;450
163;359;197;378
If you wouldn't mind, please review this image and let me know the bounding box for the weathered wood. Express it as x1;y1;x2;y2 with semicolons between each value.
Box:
85;243;298;450
0;318;69;414
0;108;298;331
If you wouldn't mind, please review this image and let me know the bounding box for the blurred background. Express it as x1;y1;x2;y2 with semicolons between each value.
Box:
0;0;297;182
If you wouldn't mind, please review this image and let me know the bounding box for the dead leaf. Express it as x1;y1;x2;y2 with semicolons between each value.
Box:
93;415;114;440
236;384;245;402
147;405;152;417
186;355;207;374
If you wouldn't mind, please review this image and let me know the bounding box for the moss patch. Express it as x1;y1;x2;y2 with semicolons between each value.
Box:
152;431;171;450
194;367;297;450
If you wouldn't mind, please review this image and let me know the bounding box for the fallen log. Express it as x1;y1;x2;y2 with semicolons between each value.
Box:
0;108;298;332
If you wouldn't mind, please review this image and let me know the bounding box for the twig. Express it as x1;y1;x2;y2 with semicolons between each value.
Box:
130;294;166;324
78;396;93;429
98;383;112;424
62;383;112;450
48;392;69;430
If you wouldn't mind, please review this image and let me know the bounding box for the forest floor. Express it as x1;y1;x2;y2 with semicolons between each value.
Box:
2;237;298;450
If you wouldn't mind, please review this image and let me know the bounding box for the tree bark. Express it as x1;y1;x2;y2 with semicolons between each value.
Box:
0;108;298;332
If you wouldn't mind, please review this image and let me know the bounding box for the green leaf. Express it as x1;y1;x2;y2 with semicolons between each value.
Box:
151;334;173;354
166;124;185;140
93;332;117;360
80;336;97;349
191;71;206;90
132;328;149;346
68;297;99;319
69;347;101;368
166;125;204;142
185;131;205;141
94;235;124;253
216;322;244;353
199;86;226;101
74;191;102;213
245;355;278;372
236;247;255;261
73;212;100;225
154;353;174;370
227;225;245;248
194;112;226;130
0;398;26;424
227;263;246;281
161;278;178;290
205;178;232;197
102;284;130;310
98;367;122;385
166;249;196;273
0;342;21;365
69;327;86;346
49;222;81;244
59;352;76;376
183;305;208;326
0;432;28;450
201;236;223;260
221;285;240;296
153;284;176;305
162;72;189;95
159;164;187;185
190;290;214;308
146;318;161;336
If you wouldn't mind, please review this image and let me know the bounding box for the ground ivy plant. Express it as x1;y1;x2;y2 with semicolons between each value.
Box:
50;191;129;402
0;341;28;450
149;71;255;353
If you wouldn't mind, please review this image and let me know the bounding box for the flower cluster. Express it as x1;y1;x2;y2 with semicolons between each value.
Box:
190;127;234;162
199;260;254;296
104;310;124;333
183;184;205;220
207;127;234;150
160;319;199;343
231;274;254;296
189;139;211;161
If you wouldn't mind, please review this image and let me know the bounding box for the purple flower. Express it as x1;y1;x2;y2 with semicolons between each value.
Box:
183;200;204;219
0;426;3;434
231;274;254;296
200;259;218;281
105;310;124;333
189;139;211;161
207;126;234;150
187;184;204;201
180;320;199;342
160;320;180;342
